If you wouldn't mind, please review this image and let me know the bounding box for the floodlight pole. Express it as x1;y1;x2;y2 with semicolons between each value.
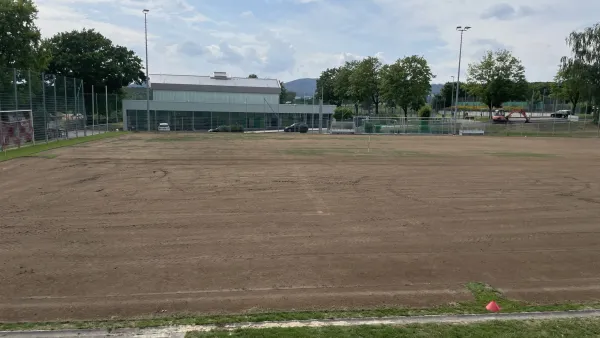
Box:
450;75;455;113
143;9;150;132
454;26;470;133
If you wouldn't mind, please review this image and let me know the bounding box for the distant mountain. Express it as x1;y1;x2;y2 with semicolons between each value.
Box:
285;79;444;97
430;84;443;95
284;78;317;96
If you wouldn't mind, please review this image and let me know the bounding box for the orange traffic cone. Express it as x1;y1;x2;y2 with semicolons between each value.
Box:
486;301;500;312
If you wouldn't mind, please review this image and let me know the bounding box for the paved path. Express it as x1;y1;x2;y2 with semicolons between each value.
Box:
3;310;600;338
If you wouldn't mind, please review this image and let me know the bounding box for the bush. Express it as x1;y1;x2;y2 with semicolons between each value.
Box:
334;107;354;120
364;122;374;133
229;125;244;132
418;105;432;119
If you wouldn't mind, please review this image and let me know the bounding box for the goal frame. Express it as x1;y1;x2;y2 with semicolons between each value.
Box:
0;110;35;150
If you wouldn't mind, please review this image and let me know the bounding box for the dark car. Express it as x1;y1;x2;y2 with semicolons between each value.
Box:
284;122;309;133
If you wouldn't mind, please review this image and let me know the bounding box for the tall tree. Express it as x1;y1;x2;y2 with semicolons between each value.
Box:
45;29;146;93
349;57;383;114
333;61;359;113
248;74;258;78
466;49;527;117
439;82;466;108
381;56;434;119
0;0;49;70
552;58;588;113
315;67;341;105
279;81;295;103
565;23;600;123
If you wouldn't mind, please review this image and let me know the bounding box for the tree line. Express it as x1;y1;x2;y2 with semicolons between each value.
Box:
1;0;146;95
315;23;600;123
315;56;434;119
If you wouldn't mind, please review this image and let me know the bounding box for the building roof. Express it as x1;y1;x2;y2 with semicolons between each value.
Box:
149;74;281;95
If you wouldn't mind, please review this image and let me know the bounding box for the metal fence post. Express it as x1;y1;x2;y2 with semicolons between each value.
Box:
115;94;119;125
13;68;18;110
91;86;95;134
27;70;35;145
41;72;48;143
53;76;58;139
82;80;87;137
105;86;109;132
64;77;69;139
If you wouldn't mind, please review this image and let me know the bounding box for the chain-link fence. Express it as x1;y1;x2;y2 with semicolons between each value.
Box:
459;119;600;137
0;67;123;147
353;117;457;135
351;116;600;137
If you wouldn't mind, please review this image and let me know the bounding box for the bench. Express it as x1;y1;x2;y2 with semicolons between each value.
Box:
459;129;485;136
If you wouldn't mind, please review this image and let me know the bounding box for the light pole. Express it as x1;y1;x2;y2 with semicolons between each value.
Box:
143;9;150;132
454;26;470;127
450;75;455;113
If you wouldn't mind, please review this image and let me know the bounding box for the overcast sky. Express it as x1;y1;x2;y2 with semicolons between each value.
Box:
34;0;599;82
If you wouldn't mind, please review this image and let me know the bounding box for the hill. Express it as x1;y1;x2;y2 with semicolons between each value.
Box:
431;84;443;95
284;78;317;96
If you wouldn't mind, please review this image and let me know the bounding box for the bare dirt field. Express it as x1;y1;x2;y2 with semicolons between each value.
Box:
1;133;600;322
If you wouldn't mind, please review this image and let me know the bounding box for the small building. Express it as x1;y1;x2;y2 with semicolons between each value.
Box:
122;72;334;131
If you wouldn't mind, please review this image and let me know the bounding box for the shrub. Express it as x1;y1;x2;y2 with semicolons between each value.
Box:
334;107;354;120
364;122;374;133
418;105;432;119
229;125;244;132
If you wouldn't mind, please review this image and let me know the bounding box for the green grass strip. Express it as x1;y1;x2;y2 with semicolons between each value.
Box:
0;132;126;162
1;283;599;331
185;318;600;337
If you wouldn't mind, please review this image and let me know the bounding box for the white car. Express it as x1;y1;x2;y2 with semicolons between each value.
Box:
158;123;170;132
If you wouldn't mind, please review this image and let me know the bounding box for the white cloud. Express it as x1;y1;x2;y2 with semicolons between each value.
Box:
32;0;600;82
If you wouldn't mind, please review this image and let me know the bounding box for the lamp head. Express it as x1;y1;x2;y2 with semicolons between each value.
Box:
143;9;149;13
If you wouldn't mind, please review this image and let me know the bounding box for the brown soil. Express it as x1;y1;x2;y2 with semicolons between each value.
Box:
1;133;600;321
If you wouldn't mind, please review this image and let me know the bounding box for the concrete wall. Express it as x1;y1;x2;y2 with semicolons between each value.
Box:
153;90;279;105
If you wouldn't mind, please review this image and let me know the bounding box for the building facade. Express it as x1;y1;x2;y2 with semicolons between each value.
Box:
123;72;334;131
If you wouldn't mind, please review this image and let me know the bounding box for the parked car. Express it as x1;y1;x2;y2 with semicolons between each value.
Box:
551;110;572;118
208;126;227;132
284;122;309;133
158;123;170;132
208;125;244;132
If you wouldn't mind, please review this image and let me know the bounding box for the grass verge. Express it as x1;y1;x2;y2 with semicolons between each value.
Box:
185;318;600;337
0;132;126;162
1;283;599;332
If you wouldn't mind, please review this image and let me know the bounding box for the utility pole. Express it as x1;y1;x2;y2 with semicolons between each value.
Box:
143;9;150;132
454;26;471;133
450;75;455;113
